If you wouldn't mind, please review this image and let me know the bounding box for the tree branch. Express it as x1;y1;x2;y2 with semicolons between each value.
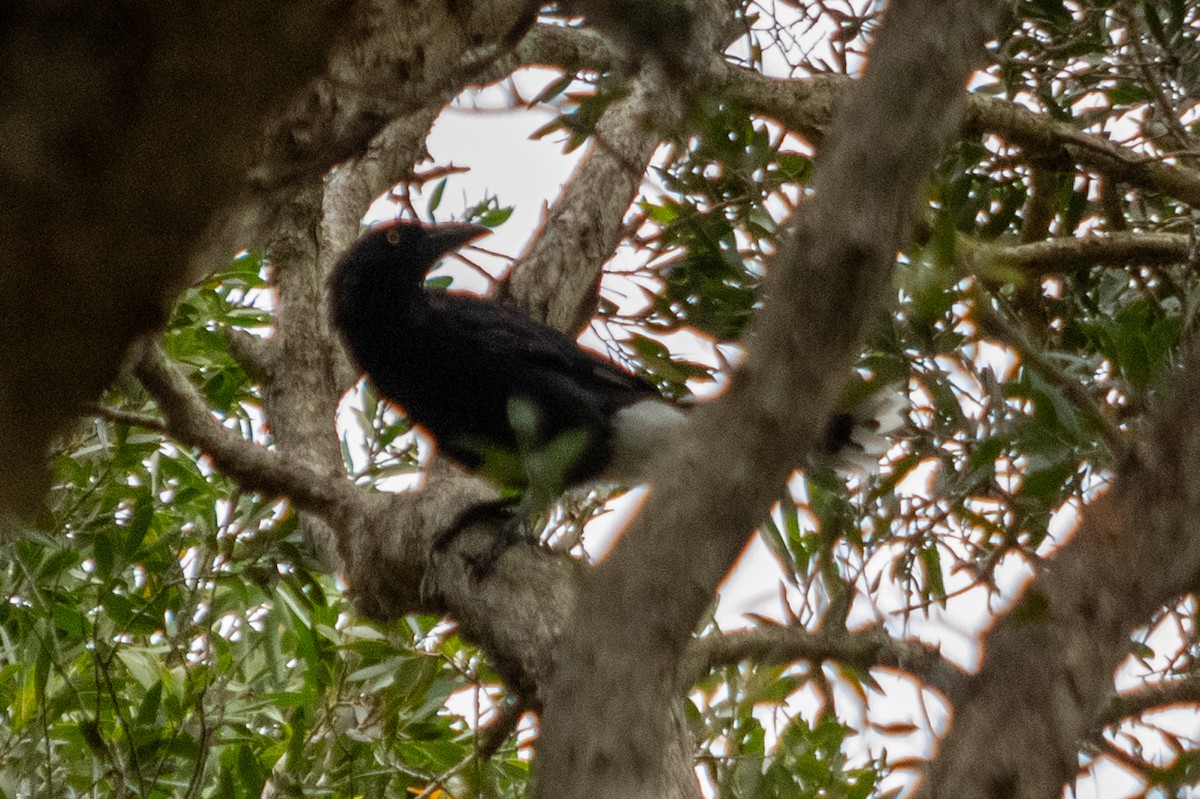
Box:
247;0;536;198
917;342;1200;799
259;182;356;571
985;232;1190;274
339;475;588;699
1019;167;1063;244
84;405;167;434
498;0;738;335
723;68;1200;210
508;26;1200;212
499;69;679;333
132;341;349;517
968;91;1200;208
1101;677;1200;727
682;626;967;699
533;2;1006;797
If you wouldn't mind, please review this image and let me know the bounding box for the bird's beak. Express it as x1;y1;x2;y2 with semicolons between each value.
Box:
425;222;492;254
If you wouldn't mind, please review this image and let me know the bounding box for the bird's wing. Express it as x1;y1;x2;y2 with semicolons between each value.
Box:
426;292;658;400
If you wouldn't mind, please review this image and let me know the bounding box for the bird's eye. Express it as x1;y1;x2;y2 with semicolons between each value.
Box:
385;229;401;245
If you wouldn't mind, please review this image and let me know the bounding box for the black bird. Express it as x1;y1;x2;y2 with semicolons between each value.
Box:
329;219;688;506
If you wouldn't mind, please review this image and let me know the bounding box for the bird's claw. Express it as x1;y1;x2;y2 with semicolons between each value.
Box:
433;497;528;581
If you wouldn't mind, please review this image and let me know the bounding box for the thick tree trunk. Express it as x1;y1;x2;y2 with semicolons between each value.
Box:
532;2;1005;796
0;1;346;523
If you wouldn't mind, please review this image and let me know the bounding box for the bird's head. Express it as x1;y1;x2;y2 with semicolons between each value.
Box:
338;220;492;284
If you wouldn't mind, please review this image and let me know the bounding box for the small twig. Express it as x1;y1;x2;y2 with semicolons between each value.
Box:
410;164;470;186
84;404;166;432
475;694;535;760
972;295;1127;455
1097;737;1152;774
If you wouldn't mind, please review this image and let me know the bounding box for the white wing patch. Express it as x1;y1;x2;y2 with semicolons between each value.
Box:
605;399;690;483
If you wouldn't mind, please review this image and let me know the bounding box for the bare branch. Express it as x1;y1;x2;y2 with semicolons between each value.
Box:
1102;677;1200;726
512;26;1200;217
986;232;1190;274
84;405;167;434
1118;6;1194;156
682;626;967;699
1019;167;1063;244
969;93;1200;209
258;183;352;570
132;340;349;517
724;68;1200;210
500;71;677;333
720;67;846;147
248;0;536;198
511;22;620;73
497;6;742;336
254;93;445;568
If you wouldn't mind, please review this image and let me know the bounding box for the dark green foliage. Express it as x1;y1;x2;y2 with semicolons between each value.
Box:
3;265;527;798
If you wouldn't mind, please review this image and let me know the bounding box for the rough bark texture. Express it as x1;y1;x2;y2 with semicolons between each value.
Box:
247;0;535;197
261;184;352;571
498;72;672;334
352;485;588;699
532;2;1005;797
917;342;1200;799
0;0;347;524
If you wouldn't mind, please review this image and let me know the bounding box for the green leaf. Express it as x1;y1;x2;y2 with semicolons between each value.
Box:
532;72;574;104
479;204;514;227
1021;461;1074;501
1142;2;1167;45
118;648;164;690
427;177;448;215
919;544;946;601
135;680;163;727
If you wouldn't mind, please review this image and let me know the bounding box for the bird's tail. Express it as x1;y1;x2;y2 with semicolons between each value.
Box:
822;379;909;476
